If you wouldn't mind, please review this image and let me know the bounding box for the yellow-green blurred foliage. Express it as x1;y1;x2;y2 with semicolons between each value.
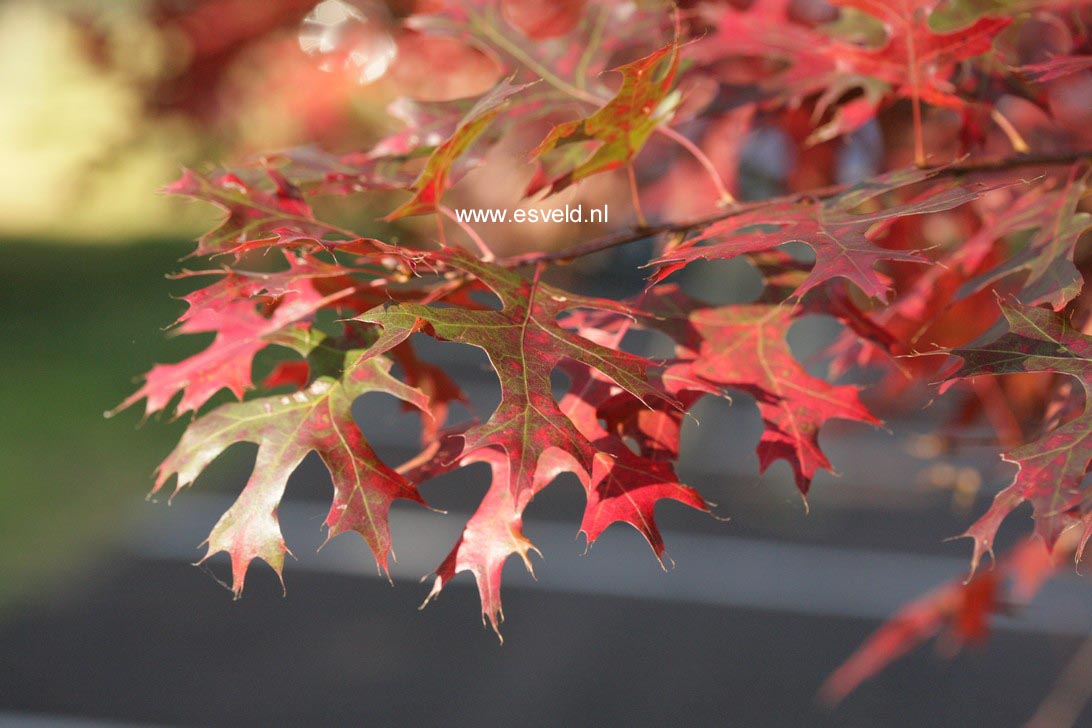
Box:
0;2;216;241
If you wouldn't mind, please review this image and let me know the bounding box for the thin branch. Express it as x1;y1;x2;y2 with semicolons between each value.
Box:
658;125;736;204
903;0;926;166
434;210;447;247
936;150;1092;174
497;149;1092;268
575;3;610;91
473;15;601;105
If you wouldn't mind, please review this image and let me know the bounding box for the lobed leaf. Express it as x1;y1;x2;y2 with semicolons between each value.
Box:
653;168;994;301
355;247;669;500
113;257;355;417
384;80;534;220
166;168;332;256
948;301;1092;571
155;344;431;596
530;38;680;195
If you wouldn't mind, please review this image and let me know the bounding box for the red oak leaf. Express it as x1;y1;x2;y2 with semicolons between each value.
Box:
580;446;710;561
694;0;1007;140
384;79;534;220
652;168;994;300
155;345;432;596
958;166;1092;311
422;447;542;640
354;247;669;499
824;202;1002;383
252;145;416;196
113;257;354;417
261;360;310;390
695;0;838;94
530;37;680;195
573;284;877;498
166;168;337;256
562;292;724;465
688;303;879;497
947;301;1092;572
557;340;711;560
829;0;1011;108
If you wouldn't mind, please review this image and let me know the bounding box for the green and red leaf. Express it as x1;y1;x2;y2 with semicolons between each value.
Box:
947;301;1092;571
156;344;431;595
653;169;995;300
530;38;680;195
384;80;534;220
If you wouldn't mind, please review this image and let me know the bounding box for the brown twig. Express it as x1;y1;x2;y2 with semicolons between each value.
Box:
497;150;1092;269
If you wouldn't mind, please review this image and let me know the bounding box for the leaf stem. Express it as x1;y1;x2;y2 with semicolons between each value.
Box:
904;1;925;166
626;163;647;228
990;108;1031;154
575;3;611;91
473;15;601;105
435;211;447;247
658;125;736;204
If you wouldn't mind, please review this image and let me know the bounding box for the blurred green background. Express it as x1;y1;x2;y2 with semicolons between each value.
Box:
0;241;189;603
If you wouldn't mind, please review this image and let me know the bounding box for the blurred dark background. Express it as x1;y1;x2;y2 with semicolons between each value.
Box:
3;2;1092;726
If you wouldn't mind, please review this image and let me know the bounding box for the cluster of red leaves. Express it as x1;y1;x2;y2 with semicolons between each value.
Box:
120;0;1092;701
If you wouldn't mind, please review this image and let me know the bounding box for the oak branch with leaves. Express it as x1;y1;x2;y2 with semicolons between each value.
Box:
116;0;1092;703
